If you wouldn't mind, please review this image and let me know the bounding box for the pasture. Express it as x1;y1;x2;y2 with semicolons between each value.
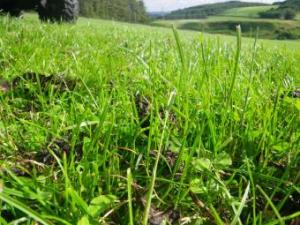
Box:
0;14;299;225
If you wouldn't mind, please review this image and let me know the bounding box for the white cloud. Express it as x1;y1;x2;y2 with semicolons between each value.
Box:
143;0;278;12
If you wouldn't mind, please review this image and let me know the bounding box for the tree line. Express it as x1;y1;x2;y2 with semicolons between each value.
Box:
79;0;148;23
259;0;299;20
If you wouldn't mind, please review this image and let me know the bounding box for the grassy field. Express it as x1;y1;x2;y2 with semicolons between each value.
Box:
0;15;300;225
152;16;300;40
220;6;276;18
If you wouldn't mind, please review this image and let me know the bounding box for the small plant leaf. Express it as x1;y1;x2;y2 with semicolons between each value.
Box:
77;216;90;225
193;158;212;171
272;142;290;152
190;179;207;194
88;195;117;218
0;180;3;193
295;100;300;111
0;192;53;225
214;152;232;168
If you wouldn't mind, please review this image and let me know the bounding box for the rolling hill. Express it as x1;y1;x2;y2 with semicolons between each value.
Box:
152;16;300;40
151;0;300;40
260;0;300;19
220;5;276;18
164;1;268;19
280;0;300;10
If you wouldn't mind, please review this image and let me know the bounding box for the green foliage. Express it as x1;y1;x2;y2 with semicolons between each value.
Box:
283;8;297;20
79;0;148;22
280;0;300;10
259;8;297;20
259;0;299;20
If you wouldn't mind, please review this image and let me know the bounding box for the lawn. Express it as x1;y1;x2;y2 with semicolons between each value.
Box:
0;15;300;225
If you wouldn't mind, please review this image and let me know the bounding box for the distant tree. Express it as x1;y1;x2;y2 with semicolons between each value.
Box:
137;0;148;22
260;0;299;20
79;0;148;23
283;8;296;20
259;9;282;19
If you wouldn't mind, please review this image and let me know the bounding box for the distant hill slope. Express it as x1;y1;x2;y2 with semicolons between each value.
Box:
220;5;276;18
260;0;300;19
165;1;268;19
280;0;300;10
152;17;300;40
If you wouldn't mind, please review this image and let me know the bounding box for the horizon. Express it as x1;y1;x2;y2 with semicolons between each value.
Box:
144;0;282;12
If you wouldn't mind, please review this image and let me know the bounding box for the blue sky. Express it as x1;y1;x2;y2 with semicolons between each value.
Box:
143;0;278;12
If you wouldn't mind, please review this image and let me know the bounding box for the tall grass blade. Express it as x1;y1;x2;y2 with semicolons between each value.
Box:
142;91;176;225
266;211;300;225
209;204;225;225
127;168;134;225
172;25;185;71
172;25;186;89
257;185;284;225
230;183;250;225
0;192;53;225
246;159;257;225
227;25;242;104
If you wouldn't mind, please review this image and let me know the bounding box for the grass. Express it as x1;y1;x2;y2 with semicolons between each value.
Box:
0;14;300;224
220;6;277;18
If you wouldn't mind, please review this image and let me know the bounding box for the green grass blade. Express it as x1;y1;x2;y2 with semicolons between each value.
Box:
265;211;300;225
172;25;186;89
143;91;176;225
209;204;225;225
172;25;186;71
127;168;134;225
246;159;257;225
0;217;9;225
257;185;284;225
227;25;242;105
0;192;53;225
230;183;250;225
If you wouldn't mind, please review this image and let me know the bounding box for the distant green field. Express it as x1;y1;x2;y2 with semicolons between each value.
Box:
152;16;300;40
220;5;276;18
153;16;296;23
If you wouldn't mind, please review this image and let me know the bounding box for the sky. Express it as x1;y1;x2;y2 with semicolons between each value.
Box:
143;0;278;12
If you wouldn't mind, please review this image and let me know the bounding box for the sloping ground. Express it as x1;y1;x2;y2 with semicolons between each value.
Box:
220;5;276;18
152;16;300;40
278;0;300;11
165;1;268;19
0;14;300;225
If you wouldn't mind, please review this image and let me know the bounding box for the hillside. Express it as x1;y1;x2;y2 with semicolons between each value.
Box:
280;0;300;10
260;0;300;19
220;5;276;18
152;16;300;40
165;1;268;19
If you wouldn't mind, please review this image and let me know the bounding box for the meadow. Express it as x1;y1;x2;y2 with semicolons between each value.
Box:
219;6;277;18
0;15;299;225
152;15;300;40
